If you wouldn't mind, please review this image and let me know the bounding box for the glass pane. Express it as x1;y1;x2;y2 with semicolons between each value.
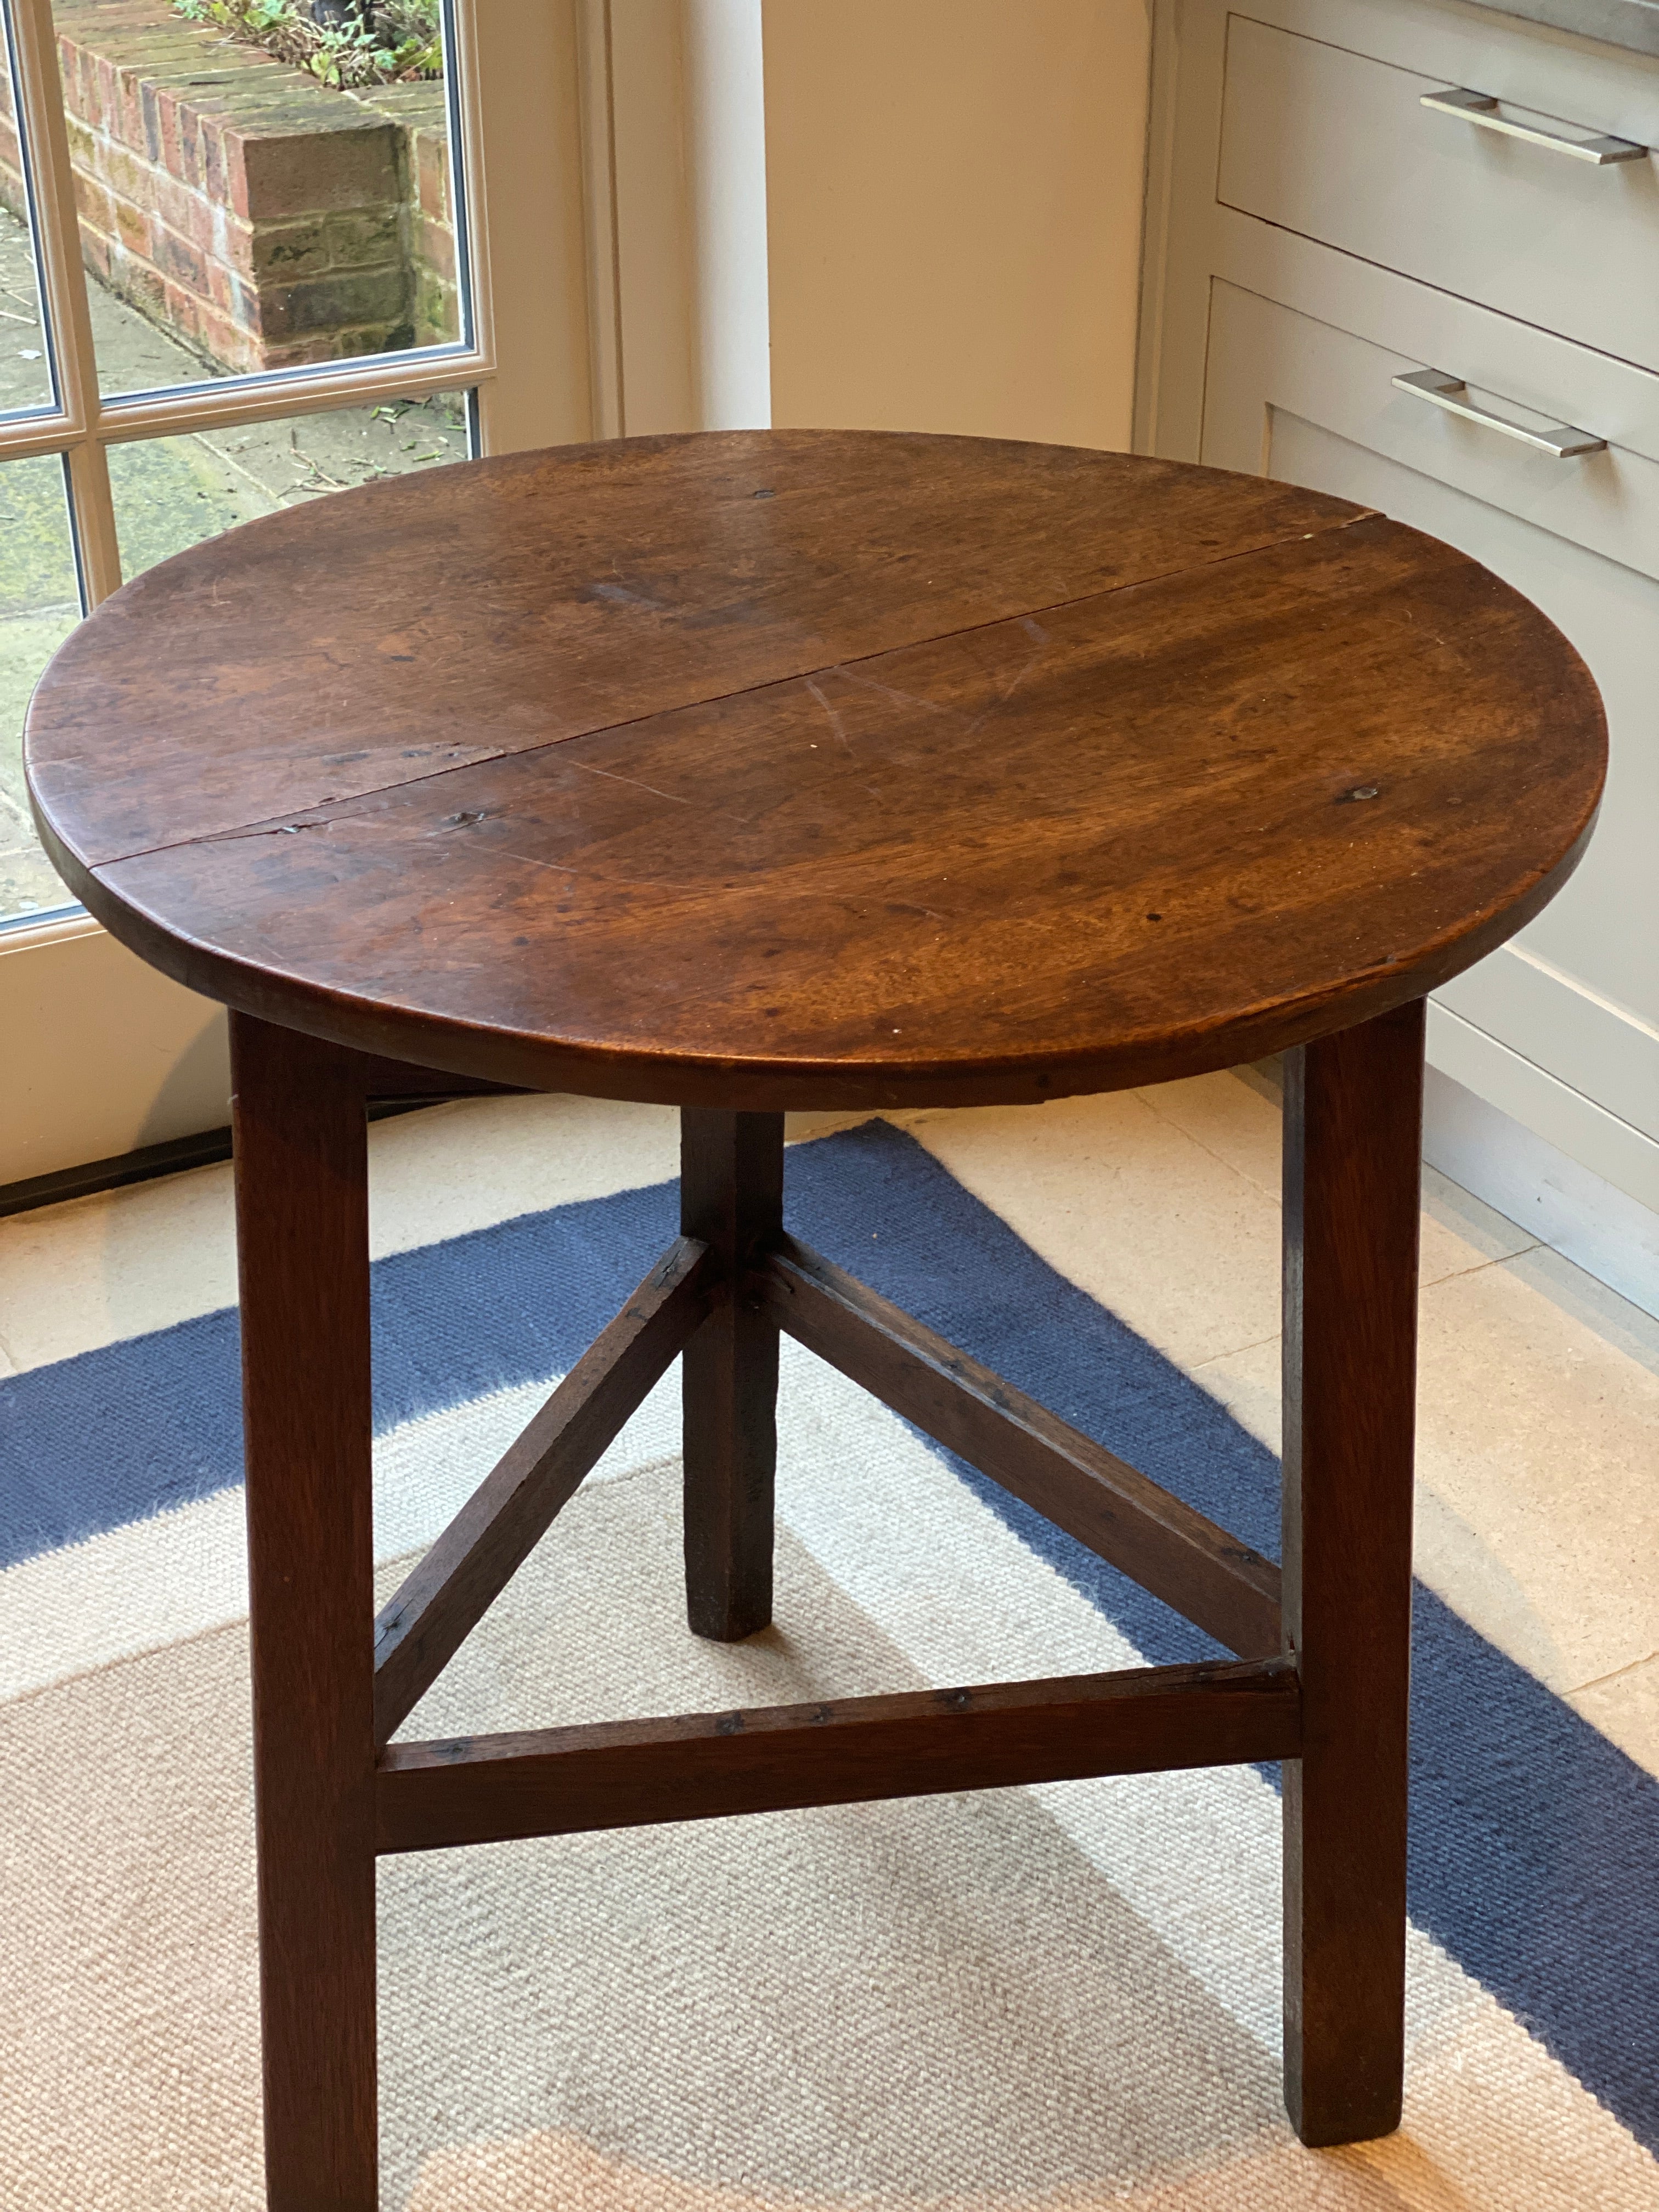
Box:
0;453;80;923
0;3;58;415
107;384;468;574
49;0;466;398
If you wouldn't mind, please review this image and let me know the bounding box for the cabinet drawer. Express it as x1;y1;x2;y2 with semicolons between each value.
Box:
1218;12;1659;371
1200;279;1659;1209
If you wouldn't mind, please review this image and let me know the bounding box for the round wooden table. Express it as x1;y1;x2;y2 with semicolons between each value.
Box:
26;431;1605;2208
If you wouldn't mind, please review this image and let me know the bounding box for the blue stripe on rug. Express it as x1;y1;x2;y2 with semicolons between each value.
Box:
0;1176;681;1570
2;1117;1654;2149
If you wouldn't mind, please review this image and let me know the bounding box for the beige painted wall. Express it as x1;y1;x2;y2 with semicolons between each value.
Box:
0;919;230;1184
476;0;594;455
762;0;1152;450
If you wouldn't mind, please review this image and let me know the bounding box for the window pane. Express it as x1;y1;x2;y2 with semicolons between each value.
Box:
0;453;80;922
106;385;468;574
0;5;57;416
50;0;466;398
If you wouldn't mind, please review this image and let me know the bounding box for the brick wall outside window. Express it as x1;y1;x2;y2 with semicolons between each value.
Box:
0;1;458;377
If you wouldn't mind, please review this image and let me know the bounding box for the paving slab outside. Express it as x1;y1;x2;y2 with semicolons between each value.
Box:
0;205;468;922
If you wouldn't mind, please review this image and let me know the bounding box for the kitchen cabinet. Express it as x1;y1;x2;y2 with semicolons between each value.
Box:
1141;0;1659;1265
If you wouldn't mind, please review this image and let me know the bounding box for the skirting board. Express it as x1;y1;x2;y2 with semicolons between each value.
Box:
1421;1065;1659;1324
1240;1050;1659;1324
1433;948;1659;1172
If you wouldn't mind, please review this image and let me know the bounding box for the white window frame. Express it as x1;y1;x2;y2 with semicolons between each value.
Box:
0;0;597;1184
2;0;502;613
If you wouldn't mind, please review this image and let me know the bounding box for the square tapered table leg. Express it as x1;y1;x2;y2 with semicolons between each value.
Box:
679;1110;786;1641
233;1014;379;2212
1281;999;1425;2146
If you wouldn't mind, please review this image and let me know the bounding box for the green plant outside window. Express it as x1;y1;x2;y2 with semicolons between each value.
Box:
172;0;442;91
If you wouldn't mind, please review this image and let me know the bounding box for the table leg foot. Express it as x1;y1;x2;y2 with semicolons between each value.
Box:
680;1109;785;1640
1281;1001;1424;2147
233;1015;379;2209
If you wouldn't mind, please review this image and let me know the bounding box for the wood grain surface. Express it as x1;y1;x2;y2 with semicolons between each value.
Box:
373;1234;715;1747
1281;1001;1425;2146
231;1014;379;2208
26;431;1605;1110
680;1111;786;1639
375;1655;1304;1855
26;431;1357;856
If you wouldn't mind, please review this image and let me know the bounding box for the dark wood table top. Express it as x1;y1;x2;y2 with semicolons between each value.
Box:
25;430;1605;1110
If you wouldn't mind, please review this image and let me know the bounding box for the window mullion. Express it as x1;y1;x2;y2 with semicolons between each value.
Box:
63;438;121;607
8;0;120;599
3;0;540;608
100;348;494;444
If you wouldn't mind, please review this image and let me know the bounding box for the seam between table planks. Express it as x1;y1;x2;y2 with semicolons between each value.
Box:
78;506;1384;875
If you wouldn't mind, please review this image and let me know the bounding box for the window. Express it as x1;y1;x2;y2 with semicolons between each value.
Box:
0;0;606;1185
0;0;497;926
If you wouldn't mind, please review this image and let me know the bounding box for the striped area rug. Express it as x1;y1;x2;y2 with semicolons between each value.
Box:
2;1118;1655;2210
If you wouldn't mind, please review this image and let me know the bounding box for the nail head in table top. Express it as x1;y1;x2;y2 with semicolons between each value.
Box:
24;433;1606;1113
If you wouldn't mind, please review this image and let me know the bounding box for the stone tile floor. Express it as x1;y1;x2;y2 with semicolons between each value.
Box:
1;1070;1654;1774
0;204;469;921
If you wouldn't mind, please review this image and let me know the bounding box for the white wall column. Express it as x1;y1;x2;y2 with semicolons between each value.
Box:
681;0;772;428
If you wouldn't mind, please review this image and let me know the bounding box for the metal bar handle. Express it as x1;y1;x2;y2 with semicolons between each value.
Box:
1392;368;1605;459
1421;87;1646;165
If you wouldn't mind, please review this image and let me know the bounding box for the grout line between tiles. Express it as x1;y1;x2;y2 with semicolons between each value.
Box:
1138;1096;1551;1294
1182;1235;1533;1374
1568;1649;1659;1699
1420;1246;1542;1295
1134;1092;1282;1210
1189;1330;1282;1374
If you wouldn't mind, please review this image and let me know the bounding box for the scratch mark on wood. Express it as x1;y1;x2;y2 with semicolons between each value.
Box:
804;676;854;751
833;663;947;716
567;759;693;806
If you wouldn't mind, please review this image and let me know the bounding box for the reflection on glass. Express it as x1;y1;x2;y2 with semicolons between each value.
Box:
47;0;465;397
0;10;56;415
0;454;80;923
106;385;468;575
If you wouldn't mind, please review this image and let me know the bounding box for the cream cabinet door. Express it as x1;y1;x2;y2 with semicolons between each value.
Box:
1216;12;1659;374
1202;280;1659;1214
